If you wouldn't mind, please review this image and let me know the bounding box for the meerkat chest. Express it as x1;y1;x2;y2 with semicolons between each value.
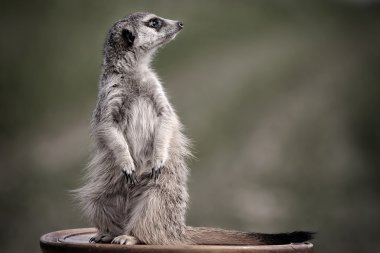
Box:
127;96;158;131
124;75;162;160
139;70;160;88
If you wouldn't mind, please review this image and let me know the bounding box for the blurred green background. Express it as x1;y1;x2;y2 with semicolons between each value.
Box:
1;1;380;253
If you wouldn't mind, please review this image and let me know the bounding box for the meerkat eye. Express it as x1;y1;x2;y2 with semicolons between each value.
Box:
147;18;162;29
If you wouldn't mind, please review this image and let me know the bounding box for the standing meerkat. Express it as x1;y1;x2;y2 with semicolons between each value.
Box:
75;12;313;245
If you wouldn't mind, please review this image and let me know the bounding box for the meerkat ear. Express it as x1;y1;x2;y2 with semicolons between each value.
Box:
122;29;135;47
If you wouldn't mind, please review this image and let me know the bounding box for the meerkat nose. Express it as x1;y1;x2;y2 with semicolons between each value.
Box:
177;21;184;29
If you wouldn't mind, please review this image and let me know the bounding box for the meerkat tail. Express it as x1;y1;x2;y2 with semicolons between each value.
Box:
186;226;314;245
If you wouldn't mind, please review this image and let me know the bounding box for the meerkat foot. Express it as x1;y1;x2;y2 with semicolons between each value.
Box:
111;235;139;245
151;167;162;181
122;170;138;186
89;233;114;243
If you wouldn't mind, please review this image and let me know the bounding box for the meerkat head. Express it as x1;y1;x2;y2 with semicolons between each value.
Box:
104;12;183;65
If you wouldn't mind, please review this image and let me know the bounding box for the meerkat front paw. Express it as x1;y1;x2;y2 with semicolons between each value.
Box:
151;158;165;181
121;160;138;186
151;167;162;181
123;169;138;186
111;235;139;245
89;233;114;243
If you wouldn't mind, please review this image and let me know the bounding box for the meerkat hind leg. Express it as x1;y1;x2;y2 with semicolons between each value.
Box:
111;235;139;245
89;233;114;243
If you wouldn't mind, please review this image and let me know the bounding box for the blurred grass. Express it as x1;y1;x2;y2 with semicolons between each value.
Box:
0;1;380;253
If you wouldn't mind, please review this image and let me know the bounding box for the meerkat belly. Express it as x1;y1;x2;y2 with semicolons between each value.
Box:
125;97;158;165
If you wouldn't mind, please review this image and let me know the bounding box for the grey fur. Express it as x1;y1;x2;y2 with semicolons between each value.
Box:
75;12;191;245
74;12;313;246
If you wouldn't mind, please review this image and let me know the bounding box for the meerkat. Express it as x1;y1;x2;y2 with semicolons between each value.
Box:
74;12;313;245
